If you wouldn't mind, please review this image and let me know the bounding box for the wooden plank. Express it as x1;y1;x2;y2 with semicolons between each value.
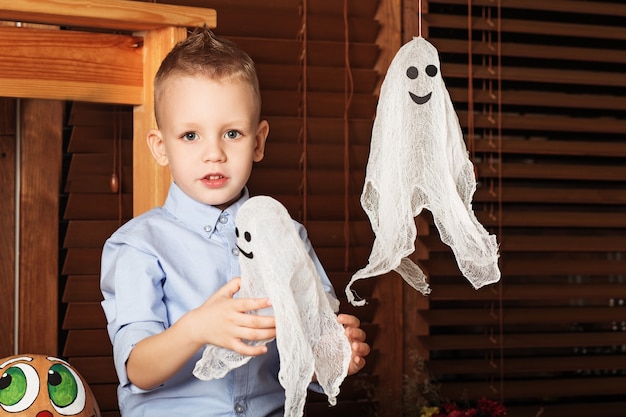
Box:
67;153;126;179
265;116;373;145
63;330;112;357
0;0;216;31
63;302;107;330
474;185;626;205
62;276;102;303
422;234;626;252
441;377;626;401
475;161;626;181
443;61;626;89
89;383;119;412
261;91;377;118
0;27;142;103
19;99;62;355
419;332;626;350
260;143;370;171
419;307;626;326
428;355;625;375
424;257;626;276
428;13;626;41
64;220;120;248
0;98;16;357
473;137;626;157
258;65;379;93
69;356;117;384
68;126;133;153
64;194;132;220
449;87;626;112
478;210;626;228
434;38;626;65
62;248;102;276
248;169;367;195
214;9;379;43
314;246;372;271
230;37;380;68
427;284;626;301
430;0;626;18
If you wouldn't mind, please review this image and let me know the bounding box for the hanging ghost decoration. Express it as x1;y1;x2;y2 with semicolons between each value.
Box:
345;36;501;306
0;354;101;417
194;196;351;417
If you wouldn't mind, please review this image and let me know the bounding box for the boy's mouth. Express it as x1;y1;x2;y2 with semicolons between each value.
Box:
201;174;228;187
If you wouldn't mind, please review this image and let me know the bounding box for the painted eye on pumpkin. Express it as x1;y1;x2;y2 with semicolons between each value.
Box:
48;363;87;415
0;363;39;413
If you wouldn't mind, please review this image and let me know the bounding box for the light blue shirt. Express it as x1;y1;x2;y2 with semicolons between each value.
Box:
100;183;336;416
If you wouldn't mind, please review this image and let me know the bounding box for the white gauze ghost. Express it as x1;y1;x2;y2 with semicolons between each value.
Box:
193;196;352;417
345;36;501;306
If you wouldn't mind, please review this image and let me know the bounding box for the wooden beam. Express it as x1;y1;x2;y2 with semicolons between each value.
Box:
0;26;142;104
19;99;63;355
0;0;216;31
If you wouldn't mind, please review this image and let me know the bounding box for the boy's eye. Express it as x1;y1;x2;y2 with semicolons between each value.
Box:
224;130;241;140
182;132;198;141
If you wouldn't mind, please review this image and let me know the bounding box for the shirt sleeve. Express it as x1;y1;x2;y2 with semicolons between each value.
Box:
100;235;169;391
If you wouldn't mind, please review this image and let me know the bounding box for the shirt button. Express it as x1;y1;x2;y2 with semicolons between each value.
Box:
203;225;212;233
232;247;240;256
234;404;245;413
219;215;228;224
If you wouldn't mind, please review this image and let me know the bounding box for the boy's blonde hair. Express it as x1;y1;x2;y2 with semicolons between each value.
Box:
153;27;261;126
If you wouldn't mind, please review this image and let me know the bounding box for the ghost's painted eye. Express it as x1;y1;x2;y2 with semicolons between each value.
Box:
244;231;251;242
48;363;87;415
235;227;240;237
426;64;438;77
0;364;39;413
406;66;418;79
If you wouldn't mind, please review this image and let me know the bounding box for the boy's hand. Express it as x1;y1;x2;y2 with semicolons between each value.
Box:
337;313;370;375
190;277;276;356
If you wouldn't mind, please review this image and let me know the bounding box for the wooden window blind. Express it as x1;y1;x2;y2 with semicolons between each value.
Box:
62;102;134;417
60;1;385;416
410;1;626;416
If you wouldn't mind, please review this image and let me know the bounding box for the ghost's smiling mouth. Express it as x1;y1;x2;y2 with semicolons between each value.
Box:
237;245;253;259
409;91;432;105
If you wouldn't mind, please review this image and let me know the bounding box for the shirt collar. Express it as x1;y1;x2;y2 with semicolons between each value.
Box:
163;182;249;236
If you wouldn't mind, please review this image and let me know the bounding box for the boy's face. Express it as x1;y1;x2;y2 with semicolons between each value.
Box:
148;75;268;209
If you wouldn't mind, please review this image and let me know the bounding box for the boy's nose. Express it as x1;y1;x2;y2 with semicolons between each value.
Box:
202;139;226;162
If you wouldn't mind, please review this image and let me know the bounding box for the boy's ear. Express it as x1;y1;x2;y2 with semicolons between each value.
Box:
147;129;169;166
253;120;270;162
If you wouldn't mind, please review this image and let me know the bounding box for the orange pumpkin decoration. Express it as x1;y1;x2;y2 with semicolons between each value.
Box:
0;354;101;416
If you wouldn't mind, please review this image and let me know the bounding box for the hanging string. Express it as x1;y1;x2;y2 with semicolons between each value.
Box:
342;0;354;272
495;0;505;403
418;0;423;37
297;0;309;225
111;106;123;226
467;0;475;158
111;107;120;194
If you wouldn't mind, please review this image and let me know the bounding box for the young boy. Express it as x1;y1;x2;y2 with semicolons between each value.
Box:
100;27;369;416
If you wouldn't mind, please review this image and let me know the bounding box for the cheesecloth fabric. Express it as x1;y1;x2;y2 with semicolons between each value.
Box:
193;196;351;417
345;36;501;306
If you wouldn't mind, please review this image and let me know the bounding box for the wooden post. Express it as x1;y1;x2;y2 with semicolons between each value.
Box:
19;99;63;355
132;26;187;216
